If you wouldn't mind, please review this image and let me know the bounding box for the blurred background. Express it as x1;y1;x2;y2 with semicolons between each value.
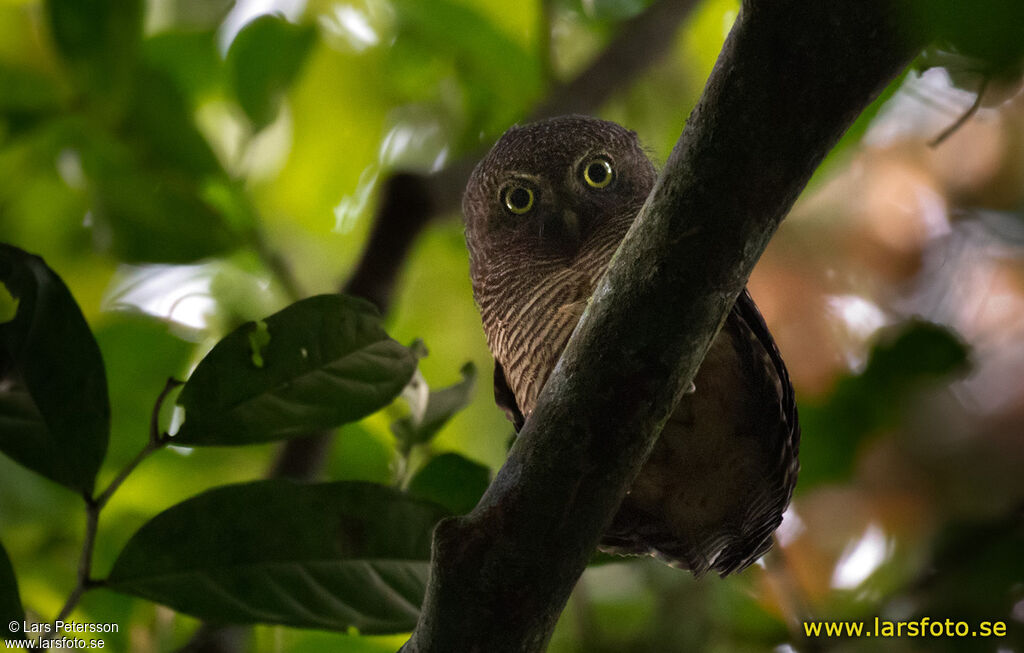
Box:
1;0;1023;651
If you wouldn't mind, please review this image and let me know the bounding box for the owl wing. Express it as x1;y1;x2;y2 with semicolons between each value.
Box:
601;288;800;576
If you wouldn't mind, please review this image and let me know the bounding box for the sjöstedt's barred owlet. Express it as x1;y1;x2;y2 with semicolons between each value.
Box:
463;115;800;575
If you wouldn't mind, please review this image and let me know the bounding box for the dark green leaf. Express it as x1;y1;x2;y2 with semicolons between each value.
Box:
86;162;239;263
391;362;476;452
0;65;61;114
906;0;1024;77
0;244;109;493
227;15;316;130
64;64;241;263
107;480;446;633
46;0;143;102
123;66;223;178
798;320;970;490
143;29;224;101
0;540;24;641
175;295;417;445
407;452;490;515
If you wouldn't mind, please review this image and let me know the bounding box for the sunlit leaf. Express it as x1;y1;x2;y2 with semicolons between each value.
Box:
391;362;476;453
0;244;109;493
107;480;446;633
227;14;316;130
407;452;490;515
174;295;417;445
798;320;970;490
0;540;24;641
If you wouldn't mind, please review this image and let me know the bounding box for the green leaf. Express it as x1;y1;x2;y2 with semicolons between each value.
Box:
143;29;224;101
0;540;24;641
0;64;61;115
46;0;143;102
407;452;490;515
86;162;239;263
107;480;446;633
798;320;970;490
391;362;476;452
123;66;223;178
227;14;316;130
175;295;417;445
0;244;109;493
907;0;1024;77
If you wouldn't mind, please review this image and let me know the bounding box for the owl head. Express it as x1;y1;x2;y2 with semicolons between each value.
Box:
463;115;656;285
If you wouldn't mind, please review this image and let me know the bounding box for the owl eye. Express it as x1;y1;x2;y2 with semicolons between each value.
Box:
582;157;613;189
502;185;535;215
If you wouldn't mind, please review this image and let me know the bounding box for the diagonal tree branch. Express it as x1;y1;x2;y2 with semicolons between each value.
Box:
401;1;923;651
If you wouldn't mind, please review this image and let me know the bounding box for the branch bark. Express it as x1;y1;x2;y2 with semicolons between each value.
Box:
401;1;922;651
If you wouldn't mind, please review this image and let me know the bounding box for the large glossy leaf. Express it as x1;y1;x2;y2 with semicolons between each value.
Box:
0;244;109;493
407;452;490;515
227;14;316;130
107;480;446;633
0;540;24;641
391;362;476;454
174;295;417;445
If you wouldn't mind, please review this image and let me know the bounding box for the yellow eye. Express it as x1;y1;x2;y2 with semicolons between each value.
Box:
583;158;613;188
503;185;535;214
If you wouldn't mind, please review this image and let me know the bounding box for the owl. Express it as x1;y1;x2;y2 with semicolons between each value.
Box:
463;115;800;576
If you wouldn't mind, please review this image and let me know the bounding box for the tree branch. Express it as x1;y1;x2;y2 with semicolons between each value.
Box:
402;1;922;651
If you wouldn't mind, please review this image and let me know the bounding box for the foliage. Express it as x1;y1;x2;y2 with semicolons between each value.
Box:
0;0;1022;651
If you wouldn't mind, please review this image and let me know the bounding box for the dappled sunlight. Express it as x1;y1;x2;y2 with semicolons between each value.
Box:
830;523;893;590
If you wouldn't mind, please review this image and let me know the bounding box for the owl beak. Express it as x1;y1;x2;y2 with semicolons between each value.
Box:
560;209;582;251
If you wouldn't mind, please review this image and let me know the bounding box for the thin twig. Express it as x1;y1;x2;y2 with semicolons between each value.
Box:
928;75;990;147
52;495;99;624
50;378;181;626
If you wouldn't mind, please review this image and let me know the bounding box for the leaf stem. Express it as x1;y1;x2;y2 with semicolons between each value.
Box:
929;74;990;148
51;377;181;624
